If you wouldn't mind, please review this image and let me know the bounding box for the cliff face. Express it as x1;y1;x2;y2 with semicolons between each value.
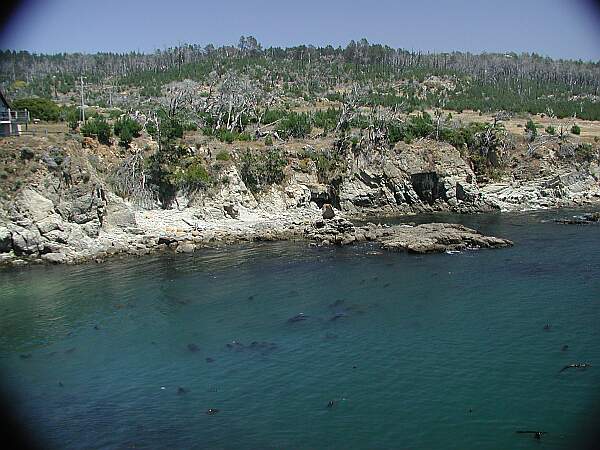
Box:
0;134;598;266
338;140;493;215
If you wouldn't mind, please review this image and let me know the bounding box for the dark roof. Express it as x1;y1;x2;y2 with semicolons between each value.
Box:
0;89;10;108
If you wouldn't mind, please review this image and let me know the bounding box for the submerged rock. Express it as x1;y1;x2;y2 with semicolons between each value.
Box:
287;313;308;323
187;343;200;352
554;212;600;224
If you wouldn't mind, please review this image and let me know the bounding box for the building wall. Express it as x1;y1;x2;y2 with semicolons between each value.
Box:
0;122;11;137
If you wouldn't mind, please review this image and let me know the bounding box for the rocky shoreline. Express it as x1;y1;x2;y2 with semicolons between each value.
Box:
0;192;515;268
1;134;598;268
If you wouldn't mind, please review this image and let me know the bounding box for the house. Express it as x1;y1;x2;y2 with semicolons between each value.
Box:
0;89;29;137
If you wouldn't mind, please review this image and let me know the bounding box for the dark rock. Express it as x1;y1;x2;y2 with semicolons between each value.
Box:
20;147;35;160
287;313;308;323
328;299;345;308
329;312;346;321
187;343;200;352
322;203;335;219
226;341;244;350
0;227;12;253
41;154;59;171
555;212;600;224
223;203;239;219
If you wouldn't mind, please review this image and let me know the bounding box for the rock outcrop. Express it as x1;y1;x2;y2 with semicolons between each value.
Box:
338;139;495;215
481;167;600;211
304;218;513;253
554;212;600;224
0;132;595;267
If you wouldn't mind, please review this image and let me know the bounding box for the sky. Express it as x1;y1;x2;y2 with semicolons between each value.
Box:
1;0;600;60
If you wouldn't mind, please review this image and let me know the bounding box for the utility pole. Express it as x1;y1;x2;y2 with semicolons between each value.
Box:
80;75;86;122
52;75;58;99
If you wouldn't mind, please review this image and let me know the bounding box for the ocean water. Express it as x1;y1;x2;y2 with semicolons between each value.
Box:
1;209;599;450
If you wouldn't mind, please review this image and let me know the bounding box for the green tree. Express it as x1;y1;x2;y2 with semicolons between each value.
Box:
571;124;581;135
114;116;142;147
146;114;186;208
80;117;112;145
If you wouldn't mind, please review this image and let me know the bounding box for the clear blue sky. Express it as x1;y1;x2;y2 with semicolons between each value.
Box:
2;0;600;60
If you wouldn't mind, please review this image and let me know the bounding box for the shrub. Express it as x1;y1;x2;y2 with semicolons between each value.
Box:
545;125;556;135
80;117;112;145
216;150;230;161
114;116;142;147
62;106;80;131
264;135;273;146
183;121;198;132
12;97;60;121
571;124;581;135
204;128;253;143
525;119;537;141
107;109;123;119
172;161;212;190
575;143;596;162
277;112;312;139
239;148;287;192
313;107;341;132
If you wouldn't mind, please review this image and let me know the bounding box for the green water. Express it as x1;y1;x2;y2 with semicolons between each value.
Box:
1;209;599;449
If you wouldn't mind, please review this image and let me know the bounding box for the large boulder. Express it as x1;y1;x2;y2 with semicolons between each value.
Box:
16;189;55;222
103;197;136;229
10;227;43;255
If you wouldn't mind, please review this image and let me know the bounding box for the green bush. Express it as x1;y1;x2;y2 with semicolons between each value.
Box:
545;125;556;135
12;97;60;121
61;106;80;130
114;116;142;147
216;150;230;161
183;121;198;132
277;112;312;139
203;128;253;143
525;119;537;141
575;143;596;162
172;161;212;189
571;124;581;135
107;109;123;119
239;148;287;192
313;107;341;131
264;135;273;146
80;117;112;145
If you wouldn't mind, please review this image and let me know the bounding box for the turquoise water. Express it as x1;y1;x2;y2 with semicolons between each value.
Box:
1;209;599;449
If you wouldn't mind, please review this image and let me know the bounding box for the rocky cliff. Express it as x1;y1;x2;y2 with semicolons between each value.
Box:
0;133;598;266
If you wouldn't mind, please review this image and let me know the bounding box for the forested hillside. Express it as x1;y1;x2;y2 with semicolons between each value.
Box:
1;37;599;119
